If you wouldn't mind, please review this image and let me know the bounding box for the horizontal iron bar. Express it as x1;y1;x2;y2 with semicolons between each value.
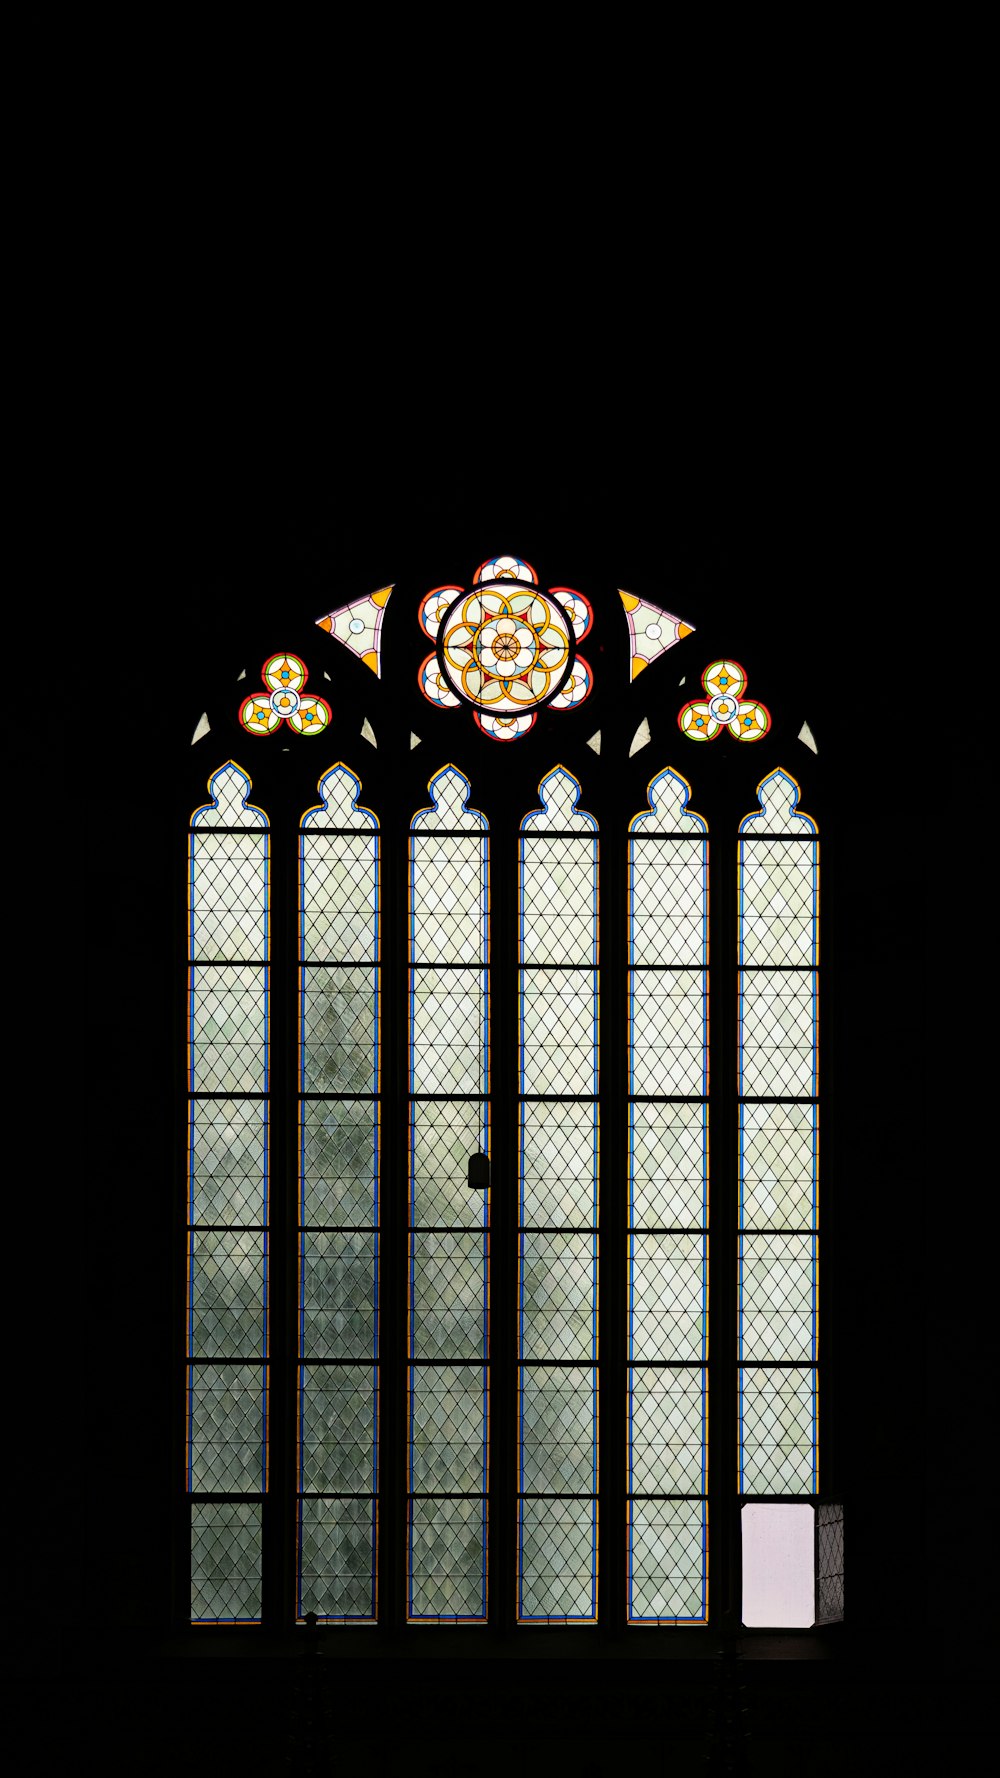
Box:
738;1096;819;1105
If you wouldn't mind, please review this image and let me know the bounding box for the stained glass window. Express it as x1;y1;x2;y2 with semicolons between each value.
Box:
518;768;599;1623
627;768;708;1624
187;762;269;1624
408;767;490;1621
738;770;819;1497
298;765;380;1622
176;568;834;1641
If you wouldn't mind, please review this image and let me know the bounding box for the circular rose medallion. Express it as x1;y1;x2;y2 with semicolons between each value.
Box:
438;588;575;714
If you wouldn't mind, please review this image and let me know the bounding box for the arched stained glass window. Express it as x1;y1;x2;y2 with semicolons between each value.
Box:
408;766;490;1622
173;554;837;1643
187;762;270;1625
737;771;819;1498
298;765;380;1622
627;767;708;1624
518;767;599;1623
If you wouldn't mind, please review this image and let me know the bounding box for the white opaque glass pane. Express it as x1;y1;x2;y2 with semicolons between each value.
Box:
741;1502;814;1627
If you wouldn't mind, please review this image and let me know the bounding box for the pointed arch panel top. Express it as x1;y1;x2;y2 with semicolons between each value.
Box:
301;764;378;830
630;768;706;835
191;761;268;828
521;767;596;833
411;765;488;831
740;769;817;835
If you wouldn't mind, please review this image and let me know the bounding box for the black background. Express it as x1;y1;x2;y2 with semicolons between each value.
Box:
24;436;977;1770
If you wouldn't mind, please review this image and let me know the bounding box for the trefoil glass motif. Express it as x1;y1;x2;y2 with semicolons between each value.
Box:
239;654;332;737
738;769;818;1495
187;761;270;1624
627;767;708;1624
679;661;770;743
408;766;490;1620
518;768;599;1623
298;764;381;1622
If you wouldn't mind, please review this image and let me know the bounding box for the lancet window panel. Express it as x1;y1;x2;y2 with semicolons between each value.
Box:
518;768;598;1625
737;771;819;1497
408;767;490;1623
627;768;708;1626
187;762;270;1625
297;765;381;1623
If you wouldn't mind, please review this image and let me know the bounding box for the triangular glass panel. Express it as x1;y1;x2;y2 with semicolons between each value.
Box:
316;586;394;677
191;712;211;745
619;592;693;680
361;717;377;748
629;717;651;756
798;720;818;754
586;731;602;754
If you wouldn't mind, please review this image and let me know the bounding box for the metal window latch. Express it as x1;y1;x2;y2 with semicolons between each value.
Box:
467;1151;489;1190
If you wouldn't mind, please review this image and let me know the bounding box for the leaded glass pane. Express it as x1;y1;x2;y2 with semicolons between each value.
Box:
187;1363;266;1492
190;832;268;961
629;970;706;1096
411;967;488;1095
300;834;379;962
520;1101;598;1228
300;965;378;1094
299;1497;376;1621
188;1232;267;1359
301;1100;378;1227
520;1232;597;1363
410;1100;489;1228
629;1234;707;1362
740;1367;817;1494
410;1232;489;1361
408;1498;487;1621
520;969;597;1094
739;1233;816;1362
628;1367;706;1494
189;1100;268;1226
738;840;818;967
409;1365;488;1492
300;1232;378;1360
189;965;268;1093
628;1500;706;1623
410;835;489;964
630;839;707;967
629;1103;707;1228
816;1502;844;1623
519;1367;596;1494
520;842;598;966
738;974;817;1098
191;1502;261;1623
299;1365;377;1493
518;1499;597;1622
740;1103;817;1230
